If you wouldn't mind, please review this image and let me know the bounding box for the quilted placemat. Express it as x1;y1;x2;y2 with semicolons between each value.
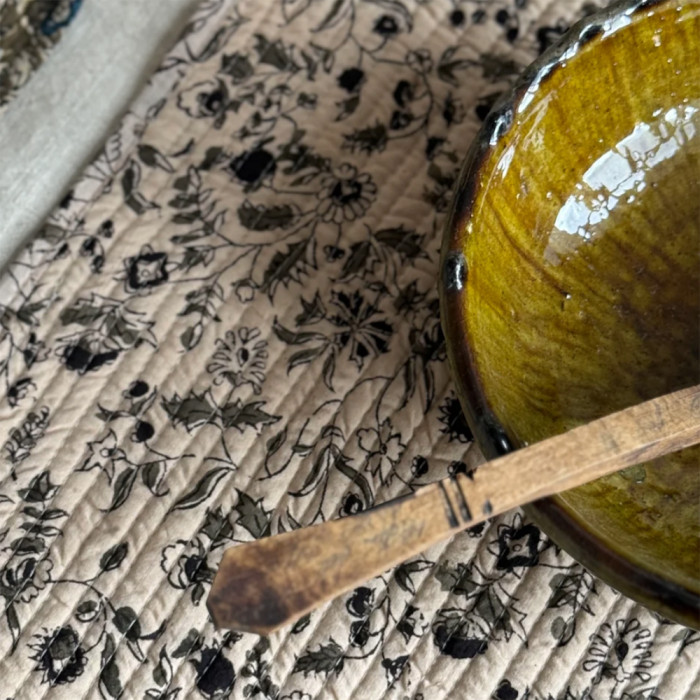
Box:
0;1;698;698
0;0;82;109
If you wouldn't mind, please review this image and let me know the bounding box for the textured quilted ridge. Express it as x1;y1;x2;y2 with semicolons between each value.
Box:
0;1;698;698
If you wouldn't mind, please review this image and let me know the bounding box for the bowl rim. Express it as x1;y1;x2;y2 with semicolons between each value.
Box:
438;0;700;629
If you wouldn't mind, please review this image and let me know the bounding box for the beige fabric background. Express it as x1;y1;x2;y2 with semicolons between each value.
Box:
0;1;698;699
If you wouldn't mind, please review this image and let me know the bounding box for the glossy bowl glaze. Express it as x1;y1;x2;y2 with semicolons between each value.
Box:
440;0;700;628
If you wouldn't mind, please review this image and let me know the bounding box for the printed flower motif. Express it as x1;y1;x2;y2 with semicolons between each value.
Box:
358;419;405;485
220;52;254;84
584;618;654;694
124;379;149;399
328;290;392;368
316;164;377;223
494;680;519;700
337;67;365;93
433;614;488;659
177;79;230;127
438;394;473;443
191;645;236;699
407;49;433;73
1;557;53;603
207;327;268;394
373;15;400;37
123;245;170;293
228;148;277;189
23;331;49;368
29;625;87;685
79;430;126;483
234;281;256;304
340;493;364;517
489;513;542;572
346;586;374;618
161;538;214;605
58;339;119;374
7;377;35;407
281;692;312;700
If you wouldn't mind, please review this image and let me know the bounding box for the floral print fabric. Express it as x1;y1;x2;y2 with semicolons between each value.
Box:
0;1;698;699
0;0;82;109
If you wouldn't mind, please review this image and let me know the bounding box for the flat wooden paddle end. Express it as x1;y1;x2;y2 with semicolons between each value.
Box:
207;545;290;636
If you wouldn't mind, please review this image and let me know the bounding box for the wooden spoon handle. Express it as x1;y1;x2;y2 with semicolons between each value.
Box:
207;385;700;634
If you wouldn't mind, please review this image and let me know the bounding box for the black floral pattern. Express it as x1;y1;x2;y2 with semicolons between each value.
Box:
123;245;170;293
29;625;88;685
206;327;268;394
489;512;546;573
0;1;693;699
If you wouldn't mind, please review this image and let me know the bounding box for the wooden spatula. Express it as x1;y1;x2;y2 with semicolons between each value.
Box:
207;385;700;635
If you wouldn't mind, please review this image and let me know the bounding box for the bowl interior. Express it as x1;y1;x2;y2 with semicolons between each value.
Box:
444;1;700;622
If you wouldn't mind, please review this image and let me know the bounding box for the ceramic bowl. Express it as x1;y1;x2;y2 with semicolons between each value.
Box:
440;0;699;628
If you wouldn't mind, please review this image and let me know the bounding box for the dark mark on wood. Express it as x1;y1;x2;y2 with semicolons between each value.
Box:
452;477;472;522
438;481;458;528
482;499;493;516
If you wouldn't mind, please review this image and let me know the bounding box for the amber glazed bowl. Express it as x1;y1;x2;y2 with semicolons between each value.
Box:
440;0;699;628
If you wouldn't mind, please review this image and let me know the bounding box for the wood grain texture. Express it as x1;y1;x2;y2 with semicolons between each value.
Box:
208;384;700;634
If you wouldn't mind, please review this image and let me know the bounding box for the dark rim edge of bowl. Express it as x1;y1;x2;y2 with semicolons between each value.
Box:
438;0;700;630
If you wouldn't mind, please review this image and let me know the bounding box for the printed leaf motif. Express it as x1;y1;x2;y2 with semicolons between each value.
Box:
172;629;202;658
437;46;477;86
76;600;100;622
142;461;169;496
435;561;479;597
395;559;433;595
171;467;230;511
161;390;219;432
266;428;287;458
551;616;576;647
334;457;374;509
237;200;299;230
288;345;327;371
291;614;311;634
220;400;280;432
108;467;138;512
60;300;105;327
18;471;57;503
322;352;336;391
273;319;326;345
290;444;332;497
335;95;359;121
253;34;298;71
100;542;129;571
138;144;174;173
480;53;522;79
6;604;20;652
235;491;271;539
113;606;142;641
339;240;373;280
261;238;314;298
99;633;122;699
121;158;142;198
547;570;596;614
374;227;425;259
293;639;345;676
152;647;174;689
